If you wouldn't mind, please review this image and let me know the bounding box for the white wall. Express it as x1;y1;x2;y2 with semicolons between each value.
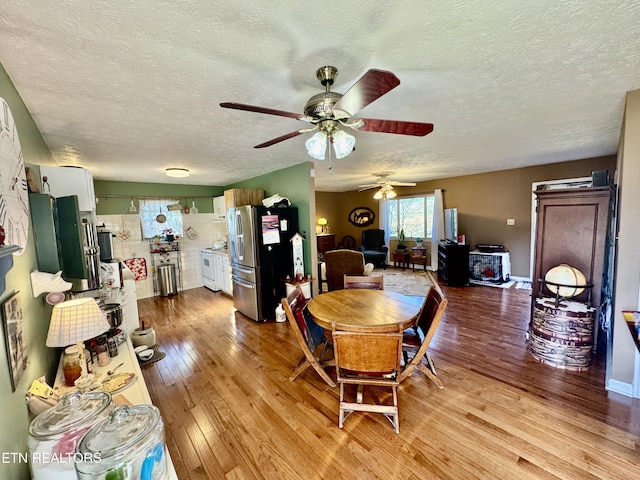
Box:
96;213;227;299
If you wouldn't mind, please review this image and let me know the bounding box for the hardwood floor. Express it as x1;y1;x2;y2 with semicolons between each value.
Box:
138;284;640;479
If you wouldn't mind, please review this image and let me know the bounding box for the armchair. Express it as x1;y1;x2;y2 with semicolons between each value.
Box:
324;249;366;292
360;229;388;269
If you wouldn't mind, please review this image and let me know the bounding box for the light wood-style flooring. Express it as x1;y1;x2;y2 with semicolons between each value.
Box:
138;283;640;479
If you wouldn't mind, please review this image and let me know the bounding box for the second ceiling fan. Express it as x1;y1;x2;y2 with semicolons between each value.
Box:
358;173;416;199
220;66;434;161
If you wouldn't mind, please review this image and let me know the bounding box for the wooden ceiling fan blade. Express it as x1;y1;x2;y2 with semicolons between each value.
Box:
254;130;305;148
220;102;314;122
333;69;400;116
359;118;434;136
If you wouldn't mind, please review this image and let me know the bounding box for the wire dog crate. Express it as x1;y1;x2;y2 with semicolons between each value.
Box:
469;251;511;283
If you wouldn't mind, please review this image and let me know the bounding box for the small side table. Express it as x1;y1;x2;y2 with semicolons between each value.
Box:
393;250;410;270
411;246;427;271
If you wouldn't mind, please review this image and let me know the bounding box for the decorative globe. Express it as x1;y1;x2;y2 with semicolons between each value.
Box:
544;264;587;298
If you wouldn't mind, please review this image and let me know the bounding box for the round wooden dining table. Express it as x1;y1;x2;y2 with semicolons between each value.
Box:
307;289;424;332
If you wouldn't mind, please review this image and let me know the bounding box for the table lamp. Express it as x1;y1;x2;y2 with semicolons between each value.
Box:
317;217;328;234
46;298;110;385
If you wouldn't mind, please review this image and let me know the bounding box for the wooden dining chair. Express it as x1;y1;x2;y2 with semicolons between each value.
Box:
332;322;404;433
343;275;384;290
398;287;448;387
282;287;336;387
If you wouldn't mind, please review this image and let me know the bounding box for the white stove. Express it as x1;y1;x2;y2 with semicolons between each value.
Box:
201;248;217;291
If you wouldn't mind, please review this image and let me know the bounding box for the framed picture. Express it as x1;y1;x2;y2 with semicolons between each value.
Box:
348;207;376;227
2;291;28;392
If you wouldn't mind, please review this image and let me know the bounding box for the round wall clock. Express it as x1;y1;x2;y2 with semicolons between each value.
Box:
348;207;375;227
0;97;29;254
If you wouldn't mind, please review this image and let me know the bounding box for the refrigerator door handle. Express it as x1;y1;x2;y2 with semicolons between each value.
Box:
235;209;244;261
233;266;253;275
232;276;256;289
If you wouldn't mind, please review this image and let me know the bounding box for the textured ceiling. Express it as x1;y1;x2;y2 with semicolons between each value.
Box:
1;1;639;192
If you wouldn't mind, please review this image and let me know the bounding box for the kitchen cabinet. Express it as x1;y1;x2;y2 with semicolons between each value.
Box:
39;165;96;211
214;251;232;296
213;196;226;221
29;193;100;291
223;188;264;210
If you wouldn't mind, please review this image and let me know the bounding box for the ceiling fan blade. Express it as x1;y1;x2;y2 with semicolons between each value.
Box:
357;185;379;191
254;130;305;148
333;69;400;116
389;181;417;187
359;118;434;136
220;102;314;122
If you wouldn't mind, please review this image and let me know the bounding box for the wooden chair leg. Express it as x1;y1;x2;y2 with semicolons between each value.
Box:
289;354;336;387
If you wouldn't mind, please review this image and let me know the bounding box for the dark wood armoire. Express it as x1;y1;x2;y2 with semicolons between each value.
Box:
532;186;613;308
528;186;615;369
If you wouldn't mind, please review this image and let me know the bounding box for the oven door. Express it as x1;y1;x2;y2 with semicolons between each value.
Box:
201;251;217;289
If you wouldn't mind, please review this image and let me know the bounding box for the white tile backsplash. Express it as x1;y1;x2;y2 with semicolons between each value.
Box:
97;213;227;299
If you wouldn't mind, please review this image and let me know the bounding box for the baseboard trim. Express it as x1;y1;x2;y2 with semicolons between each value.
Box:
606;379;634;397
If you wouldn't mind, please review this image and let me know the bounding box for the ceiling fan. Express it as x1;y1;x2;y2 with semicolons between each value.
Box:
220;66;434;162
358;172;417;199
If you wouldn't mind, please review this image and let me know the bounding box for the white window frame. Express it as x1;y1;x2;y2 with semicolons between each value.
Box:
386;193;436;241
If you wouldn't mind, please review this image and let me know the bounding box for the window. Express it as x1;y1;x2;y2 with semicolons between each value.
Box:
387;194;435;239
140;199;184;239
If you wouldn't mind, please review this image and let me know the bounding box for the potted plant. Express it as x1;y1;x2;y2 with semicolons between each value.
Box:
416;237;424;247
397;229;407;251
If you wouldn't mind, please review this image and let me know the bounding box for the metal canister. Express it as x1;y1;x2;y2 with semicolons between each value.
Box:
107;336;118;357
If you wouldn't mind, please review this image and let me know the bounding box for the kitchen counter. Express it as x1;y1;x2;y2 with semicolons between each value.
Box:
52;337;178;479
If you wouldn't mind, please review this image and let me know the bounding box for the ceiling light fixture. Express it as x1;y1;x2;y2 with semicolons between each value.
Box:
373;184;397;200
305;121;355;161
165;168;190;178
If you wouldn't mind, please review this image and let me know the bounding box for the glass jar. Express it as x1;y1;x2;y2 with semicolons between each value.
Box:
96;336;111;367
62;345;83;386
28;391;113;480
76;405;167;480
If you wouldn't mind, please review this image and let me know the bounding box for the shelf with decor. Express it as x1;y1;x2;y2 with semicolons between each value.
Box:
149;240;182;296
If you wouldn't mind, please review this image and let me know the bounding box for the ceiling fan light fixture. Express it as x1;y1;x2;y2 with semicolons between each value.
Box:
165;168;190;178
305;132;327;160
374;184;397;200
332;130;355;159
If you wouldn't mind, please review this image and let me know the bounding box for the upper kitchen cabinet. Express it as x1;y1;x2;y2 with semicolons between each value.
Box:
39;166;96;211
213;196;226;221
224;189;264;210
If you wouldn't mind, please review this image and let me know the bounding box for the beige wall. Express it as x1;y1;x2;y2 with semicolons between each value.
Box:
610;89;640;390
317;156;616;277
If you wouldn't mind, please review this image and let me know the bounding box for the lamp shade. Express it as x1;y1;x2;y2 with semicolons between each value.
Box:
305;132;327;160
317;217;328;226
332;130;355;159
46;298;110;347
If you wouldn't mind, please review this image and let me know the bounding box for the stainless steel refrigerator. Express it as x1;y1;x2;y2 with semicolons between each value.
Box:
228;205;299;322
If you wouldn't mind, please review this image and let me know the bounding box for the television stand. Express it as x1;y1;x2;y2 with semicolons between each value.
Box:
438;241;469;286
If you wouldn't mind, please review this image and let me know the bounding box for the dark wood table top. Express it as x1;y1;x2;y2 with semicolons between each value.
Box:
307;289;425;332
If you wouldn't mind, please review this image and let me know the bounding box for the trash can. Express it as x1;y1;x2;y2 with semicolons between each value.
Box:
157;264;178;296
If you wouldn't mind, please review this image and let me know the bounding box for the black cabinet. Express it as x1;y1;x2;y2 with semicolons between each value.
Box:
438;242;469;286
